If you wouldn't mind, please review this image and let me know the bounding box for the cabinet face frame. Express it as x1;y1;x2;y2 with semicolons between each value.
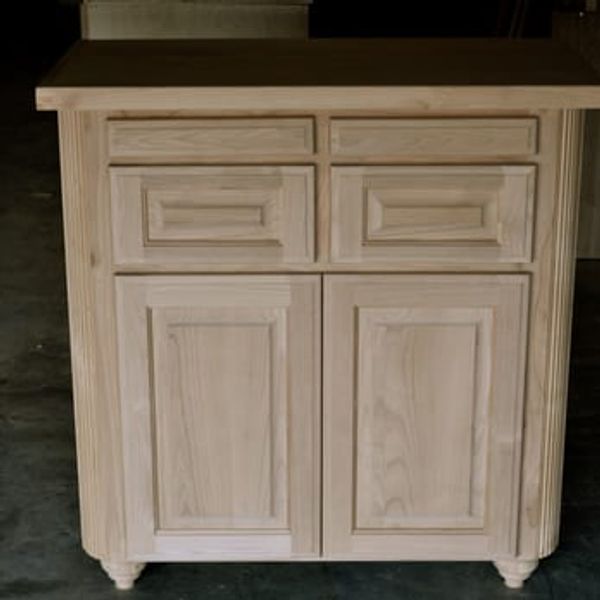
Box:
55;108;581;581
323;274;530;560
115;275;321;561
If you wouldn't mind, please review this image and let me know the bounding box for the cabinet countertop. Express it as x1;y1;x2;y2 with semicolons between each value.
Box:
37;38;600;111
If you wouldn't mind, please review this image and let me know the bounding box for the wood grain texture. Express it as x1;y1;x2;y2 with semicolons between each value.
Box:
115;275;321;561
49;96;587;583
323;274;529;560
108;118;315;161
35;39;600;111
512;109;583;562
37;86;600;112
331;118;538;158
331;165;536;264
57;112;127;561
355;308;490;531
153;308;287;532
110;166;315;266
538;110;585;557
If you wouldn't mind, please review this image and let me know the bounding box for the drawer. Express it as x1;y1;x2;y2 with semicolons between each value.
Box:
331;165;536;264
108;118;315;161
331;118;538;159
110;166;315;266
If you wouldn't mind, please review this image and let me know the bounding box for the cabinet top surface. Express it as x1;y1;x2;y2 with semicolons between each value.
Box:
37;39;600;111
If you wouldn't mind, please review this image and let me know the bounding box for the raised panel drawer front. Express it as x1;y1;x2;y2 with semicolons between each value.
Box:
108;118;315;161
323;275;529;560
115;276;321;560
330;118;538;159
331;166;536;263
111;166;315;266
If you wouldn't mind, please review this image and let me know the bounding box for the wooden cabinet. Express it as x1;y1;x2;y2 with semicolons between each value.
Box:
115;276;321;560
37;39;600;592
323;275;529;559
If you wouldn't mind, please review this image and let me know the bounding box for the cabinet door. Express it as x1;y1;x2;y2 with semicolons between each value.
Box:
323;275;529;560
116;275;321;561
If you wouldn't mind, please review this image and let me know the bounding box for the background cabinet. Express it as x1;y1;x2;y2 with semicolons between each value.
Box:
80;0;313;40
115;275;321;560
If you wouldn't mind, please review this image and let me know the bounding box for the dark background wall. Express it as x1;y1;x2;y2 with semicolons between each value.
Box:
311;0;553;38
0;0;562;77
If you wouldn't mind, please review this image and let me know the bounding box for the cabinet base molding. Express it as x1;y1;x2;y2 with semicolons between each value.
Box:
100;560;146;590
494;559;539;589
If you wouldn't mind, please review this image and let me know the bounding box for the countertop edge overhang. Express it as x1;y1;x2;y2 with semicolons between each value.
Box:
35;85;600;112
35;38;600;111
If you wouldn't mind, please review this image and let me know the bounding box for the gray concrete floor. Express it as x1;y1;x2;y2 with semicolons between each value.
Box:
1;57;599;600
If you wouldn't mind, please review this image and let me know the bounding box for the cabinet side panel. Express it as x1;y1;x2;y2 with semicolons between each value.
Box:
538;110;585;556
58;112;127;560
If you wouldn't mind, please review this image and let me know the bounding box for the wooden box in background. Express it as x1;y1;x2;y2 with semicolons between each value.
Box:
81;0;312;39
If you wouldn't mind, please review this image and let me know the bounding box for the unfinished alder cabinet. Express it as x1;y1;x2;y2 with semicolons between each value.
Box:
324;275;529;560
37;39;600;591
116;276;321;560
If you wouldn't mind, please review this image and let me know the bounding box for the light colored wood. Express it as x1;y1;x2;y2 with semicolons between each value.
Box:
331;118;538;158
42;41;594;588
108;118;315;161
57;112;128;561
110;166;315;266
538;110;585;557
100;560;146;590
331;166;536;264
494;559;539;589
355;307;490;532
113;261;535;274
115;275;321;560
82;0;311;40
35;39;600;112
37;85;600;113
323;274;529;560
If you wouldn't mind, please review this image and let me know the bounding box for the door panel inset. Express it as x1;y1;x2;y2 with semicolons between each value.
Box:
116;275;320;560
323;274;529;560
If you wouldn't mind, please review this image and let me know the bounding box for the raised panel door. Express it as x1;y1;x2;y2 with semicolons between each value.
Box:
323;274;529;560
115;275;321;561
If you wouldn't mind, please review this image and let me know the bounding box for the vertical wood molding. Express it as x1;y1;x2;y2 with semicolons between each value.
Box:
58;112;127;560
538;109;585;557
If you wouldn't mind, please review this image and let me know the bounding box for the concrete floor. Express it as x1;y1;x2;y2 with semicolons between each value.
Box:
1;56;599;600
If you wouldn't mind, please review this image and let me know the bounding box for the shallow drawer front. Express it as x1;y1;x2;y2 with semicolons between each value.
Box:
331;118;538;159
111;166;314;266
108;118;315;161
331;165;536;264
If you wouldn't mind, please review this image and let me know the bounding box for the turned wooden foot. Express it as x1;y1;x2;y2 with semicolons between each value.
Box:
100;560;146;590
494;559;539;589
